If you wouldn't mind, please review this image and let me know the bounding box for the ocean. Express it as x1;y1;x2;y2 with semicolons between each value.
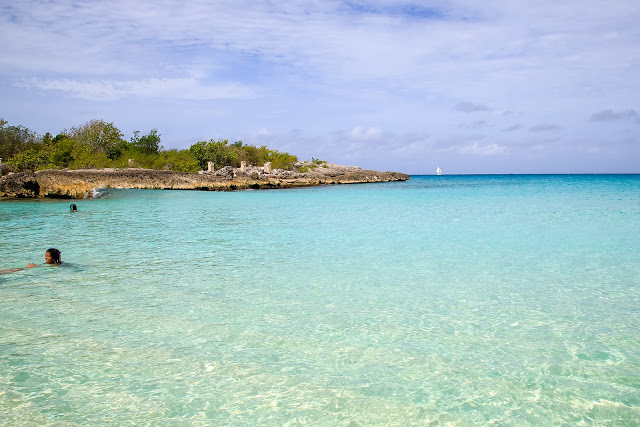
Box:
1;174;639;425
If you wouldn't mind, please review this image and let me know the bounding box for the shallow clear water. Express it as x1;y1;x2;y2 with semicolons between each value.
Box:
1;175;639;425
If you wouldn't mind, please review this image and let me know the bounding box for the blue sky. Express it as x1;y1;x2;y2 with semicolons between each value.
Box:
1;0;639;174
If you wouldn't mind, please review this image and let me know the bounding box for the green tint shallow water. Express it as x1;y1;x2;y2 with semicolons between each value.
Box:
1;175;639;425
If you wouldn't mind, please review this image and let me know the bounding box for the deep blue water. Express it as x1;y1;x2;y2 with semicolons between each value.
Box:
1;175;639;424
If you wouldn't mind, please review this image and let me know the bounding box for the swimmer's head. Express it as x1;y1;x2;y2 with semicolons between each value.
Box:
45;248;62;265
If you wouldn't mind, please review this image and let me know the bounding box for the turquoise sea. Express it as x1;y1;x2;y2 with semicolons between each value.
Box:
1;174;639;425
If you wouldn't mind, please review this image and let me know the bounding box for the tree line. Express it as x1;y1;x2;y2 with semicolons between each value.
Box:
0;118;299;174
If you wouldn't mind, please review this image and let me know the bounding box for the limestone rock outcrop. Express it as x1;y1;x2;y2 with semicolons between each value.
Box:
0;163;409;198
0;172;40;198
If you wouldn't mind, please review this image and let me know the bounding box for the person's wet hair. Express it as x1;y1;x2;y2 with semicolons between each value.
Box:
47;248;62;265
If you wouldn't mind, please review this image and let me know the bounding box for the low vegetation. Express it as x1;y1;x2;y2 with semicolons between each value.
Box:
0;118;304;174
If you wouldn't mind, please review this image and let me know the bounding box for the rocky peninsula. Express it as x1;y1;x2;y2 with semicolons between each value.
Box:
0;162;409;198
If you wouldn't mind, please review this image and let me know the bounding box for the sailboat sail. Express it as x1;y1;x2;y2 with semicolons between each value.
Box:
436;166;442;175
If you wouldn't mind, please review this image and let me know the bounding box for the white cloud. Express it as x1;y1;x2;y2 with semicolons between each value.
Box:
16;77;253;101
454;102;491;113
502;124;522;132
458;143;509;156
529;124;563;133
350;126;383;141
589;109;640;123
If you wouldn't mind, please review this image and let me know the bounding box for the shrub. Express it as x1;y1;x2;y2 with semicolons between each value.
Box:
7;149;50;172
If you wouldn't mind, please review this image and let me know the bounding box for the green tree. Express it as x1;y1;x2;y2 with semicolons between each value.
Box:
50;135;76;167
65;119;126;160
153;149;198;172
68;142;109;169
267;149;298;170
0;119;40;160
7;148;50;171
189;139;237;170
130;129;162;155
188;140;210;170
42;132;53;148
1;117;302;173
237;144;268;166
218;141;298;170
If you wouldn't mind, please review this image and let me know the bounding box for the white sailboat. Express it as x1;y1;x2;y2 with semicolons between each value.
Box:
436;166;442;176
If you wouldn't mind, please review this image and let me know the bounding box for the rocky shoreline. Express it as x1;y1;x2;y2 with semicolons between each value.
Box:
0;162;409;198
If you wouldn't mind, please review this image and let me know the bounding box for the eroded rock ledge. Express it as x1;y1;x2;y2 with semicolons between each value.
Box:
0;162;409;198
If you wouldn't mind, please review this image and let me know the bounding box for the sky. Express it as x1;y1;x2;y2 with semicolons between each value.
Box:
1;0;639;174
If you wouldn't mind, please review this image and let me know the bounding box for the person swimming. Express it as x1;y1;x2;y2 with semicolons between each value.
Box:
26;248;62;268
0;248;63;274
70;203;77;212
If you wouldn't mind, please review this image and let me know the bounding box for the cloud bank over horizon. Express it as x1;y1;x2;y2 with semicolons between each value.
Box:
1;0;638;173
